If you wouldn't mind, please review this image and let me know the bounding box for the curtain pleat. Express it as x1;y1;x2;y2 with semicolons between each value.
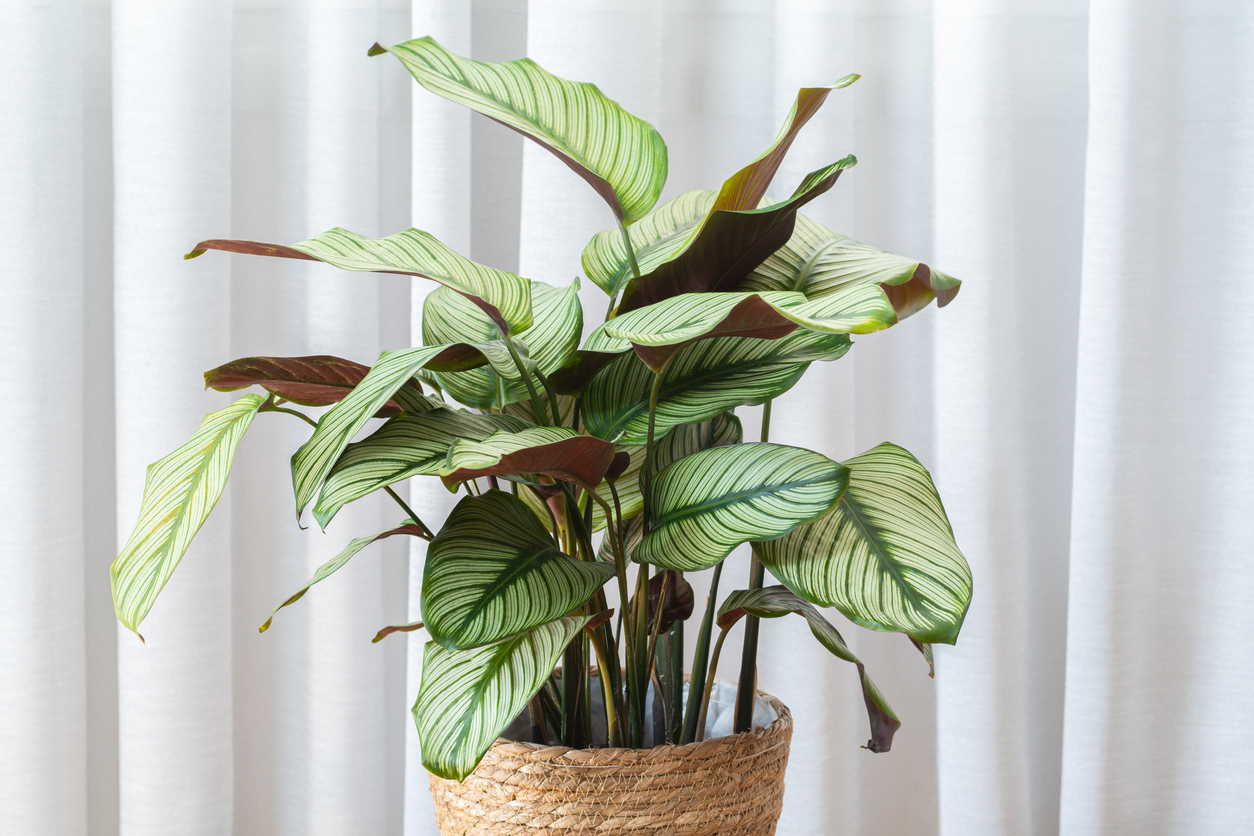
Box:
2;2;1252;835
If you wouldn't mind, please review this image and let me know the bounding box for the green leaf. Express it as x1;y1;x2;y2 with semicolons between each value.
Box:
645;411;744;481
717;586;900;753
422;491;614;650
260;520;425;632
415;616;589;781
615;158;857;315
582;190;715;296
423;280;582;410
313;408;531;528
372;36;667;224
754;442;972;645
582;329;851;445
584;443;644;532
635;443;849;571
111;394;265;637
204;354;426;417
188;227;533;334
739;211;960;321
291;342;523;521
439;427;616;493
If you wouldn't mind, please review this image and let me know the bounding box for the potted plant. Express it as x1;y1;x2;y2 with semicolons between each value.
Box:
112;36;972;835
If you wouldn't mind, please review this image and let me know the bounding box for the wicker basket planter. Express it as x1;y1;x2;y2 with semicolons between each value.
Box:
429;692;792;836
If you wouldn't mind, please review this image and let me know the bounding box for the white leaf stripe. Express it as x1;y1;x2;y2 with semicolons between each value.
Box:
582;190;715;295
422;491;613;650
645;411;744;491
755;442;972;644
582;329;850;445
376;37;666;224
313;409;530;528
415;616;588;781
111;394;265;635
635;443;849;571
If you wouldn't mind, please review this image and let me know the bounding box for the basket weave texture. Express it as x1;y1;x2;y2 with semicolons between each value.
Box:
429;692;792;836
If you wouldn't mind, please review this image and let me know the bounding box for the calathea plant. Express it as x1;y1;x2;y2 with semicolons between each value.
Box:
112;36;972;782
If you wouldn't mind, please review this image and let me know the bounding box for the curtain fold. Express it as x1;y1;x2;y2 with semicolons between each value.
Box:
2;2;1251;835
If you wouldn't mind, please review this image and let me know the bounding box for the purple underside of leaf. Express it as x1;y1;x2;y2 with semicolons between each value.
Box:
629;295;800;371
205;355;424;417
616;167;847;315
855;662;901;753
882;263;960;319
583;608;615;631
372;621;424;643
550;350;626;395
605;451;632;483
443;436;617;492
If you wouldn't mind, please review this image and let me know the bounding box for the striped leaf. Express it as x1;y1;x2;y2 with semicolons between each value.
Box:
616;158;857;315
439;427;615;492
645;411;743;483
582;329;850;445
718;586;900;752
204;354;425;417
740;211;960;321
291;342;523;521
423;280;582;410
582;190;715;296
422;491;614;650
312;408;530;528
755;442;972;645
635;443;849;571
502;391;577;428
415;616;589;781
372;36;667;224
598;513;643;565
111;394;265;637
583;443;643;533
260;520;425;632
188;227;532;334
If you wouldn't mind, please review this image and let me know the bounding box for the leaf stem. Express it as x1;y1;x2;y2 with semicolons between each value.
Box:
733;398;773;733
697;628;730;742
640;359;671;529
533;368;564;427
383;486;434;540
681;560;723;743
260;402;318;428
505;337;547;427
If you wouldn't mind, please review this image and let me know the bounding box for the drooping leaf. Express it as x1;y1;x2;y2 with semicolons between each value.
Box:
373;621;425;643
739;211;960;321
372;36;667;224
423;280;582;410
909;636;935;678
415;616;590;781
616;157;857;315
204;354;430;417
188;227;533;334
111;394;265;637
312;408;530;528
582;190;715;296
718;586;900;753
635;443;849;571
754;442;972;645
634;570;695;633
291;342;524;521
260;520;425;632
582;329;850;445
422;491;614;650
440;427;616;493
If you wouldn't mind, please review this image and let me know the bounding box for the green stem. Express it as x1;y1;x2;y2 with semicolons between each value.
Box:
733;398;774;733
681;560;723;744
697;628;730;742
261;403;317;428
383;486;434;540
640;360;671;529
534;368;564;427
504;337;547;427
618;220;642;281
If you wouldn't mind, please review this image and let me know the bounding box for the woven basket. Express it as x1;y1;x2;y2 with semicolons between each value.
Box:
429;692;792;836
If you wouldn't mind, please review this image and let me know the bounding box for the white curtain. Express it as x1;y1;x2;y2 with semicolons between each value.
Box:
3;1;1251;834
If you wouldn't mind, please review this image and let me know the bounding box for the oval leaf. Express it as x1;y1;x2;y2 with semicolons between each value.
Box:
373;36;667;224
111;394;265;637
422;491;614;650
415;616;589;781
439;427;615;492
755;442;972;645
635;443;849;571
204;354;424;417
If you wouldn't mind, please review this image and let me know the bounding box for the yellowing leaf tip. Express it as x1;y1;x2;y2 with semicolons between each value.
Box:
367;42;387;57
184;248;206;260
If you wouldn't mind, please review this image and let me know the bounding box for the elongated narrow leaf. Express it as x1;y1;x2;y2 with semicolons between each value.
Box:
313;409;530;528
291;342;523;521
373;37;667;224
583;329;850;445
260;520;424;632
423;280;582;410
205;354;425;417
188;227;532;334
582;190;715;296
373;621;425;643
423;491;613;650
755;442;972;644
616;157;857;314
415;616;589;781
718;586;900;752
740;211;960;320
112;394;265;637
635;443;849;571
440;427;615;492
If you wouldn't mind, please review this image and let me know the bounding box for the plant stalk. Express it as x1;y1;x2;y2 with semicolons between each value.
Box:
697;628;731;742
681;560;723;744
733;398;774;733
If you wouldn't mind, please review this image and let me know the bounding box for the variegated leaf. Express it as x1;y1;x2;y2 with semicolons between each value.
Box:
582;190;715;296
111;394;265;637
718;586;900;752
439;427;615;492
415;616;589;781
372;36;667;224
635;443;849;571
755;442;972;644
645;411;744;483
422;491;613;650
204;354;427;416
